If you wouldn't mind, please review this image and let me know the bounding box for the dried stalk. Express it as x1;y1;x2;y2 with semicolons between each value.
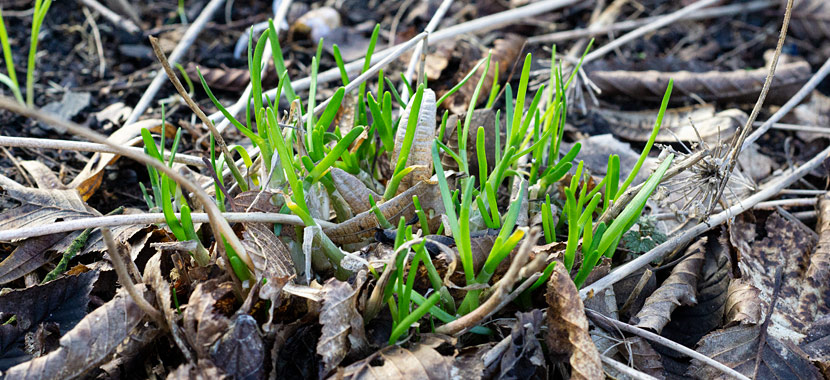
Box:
102;226;164;324
78;0;141;34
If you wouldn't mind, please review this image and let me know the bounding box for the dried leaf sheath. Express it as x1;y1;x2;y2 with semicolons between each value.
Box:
391;89;436;196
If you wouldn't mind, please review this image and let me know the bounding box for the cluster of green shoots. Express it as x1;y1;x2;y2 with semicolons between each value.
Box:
140;17;674;343
0;0;52;105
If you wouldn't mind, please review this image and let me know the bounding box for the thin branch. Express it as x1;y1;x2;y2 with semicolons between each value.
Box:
0;136;206;167
707;0;794;217
586;309;751;380
0;212;336;242
77;0;141;34
600;355;660;380
102;226;165;324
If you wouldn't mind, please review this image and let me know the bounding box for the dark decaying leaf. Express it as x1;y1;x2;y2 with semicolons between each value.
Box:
724;279;763;326
792;91;830;141
3;284;151;379
591;61;811;105
801;315;830;374
545;264;602;380
167;359;229;380
632;238;706;333
183;279;234;359
687;324;822;379
317;277;369;376
333;341;452;380
734;212;817;342
594;104;743;143
211;314;266;380
0;186;91;234
626;336;665;378
0;270;98;370
185;62;274;92
0;233;66;285
790;0;830;41
331;168;380;214
241;222;296;284
500;310;546;379
613;265;657;322
795;193;830;325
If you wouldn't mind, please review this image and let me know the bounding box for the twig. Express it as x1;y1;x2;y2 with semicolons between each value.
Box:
102;226;165;325
0;211;336;242
582;0;721;64
0;136;207;167
600;355;659;380
77;0;141;34
527;0;775;44
754;197;816;209
0;95;251;291
744;56;830;147
586;309;751;380
81;6;106;78
401;0;454;102
124;0;225;126
581;144;830;299
707;0;794;217
149;36;247;189
761;122;830;135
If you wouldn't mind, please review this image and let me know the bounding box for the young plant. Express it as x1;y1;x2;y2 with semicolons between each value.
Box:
0;0;52;105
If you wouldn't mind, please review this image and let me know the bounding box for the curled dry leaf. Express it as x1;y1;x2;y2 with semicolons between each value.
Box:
499;310;547;378
240;222;295;283
545;264;602;380
211;314;266;380
0;271;98;370
632;238;706;333
593;104;744;143
3;284;152;380
183;279;234;359
391;89;436;196
317;277;369;376
331;167;381;214
792;91;830;141
591;61;812;105
687;324;822;379
790;0;830;41
333;341;452;380
795;192;830;325
185;62;273;92
724;279;763;326
167;359;229;380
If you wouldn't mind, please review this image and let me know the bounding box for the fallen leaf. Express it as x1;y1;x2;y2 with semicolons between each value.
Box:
795;192;830;325
211;314;266;380
333;342;452;379
687;324;822;379
724;279;763;326
183;280;234;359
791;91;830;142
0;186;91;235
801;314;830;374
563;134;656;187
2;284;151;379
594;104;744;143
441;109;497;179
545;263;602;380
317;278;369;376
591;61;811;105
39;91;91;134
790;0;830;41
499;310;547;378
391;89;436;196
632;238;706;333
0;271;98;370
167;359;229;380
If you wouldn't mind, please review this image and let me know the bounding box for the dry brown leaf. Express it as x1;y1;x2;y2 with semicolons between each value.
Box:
626;336;665;379
724;279;763;326
330;168;380;215
391;88;436;196
801;315;830;375
333;342;452;379
167;359;229;380
545;263;602;380
0;234;67;285
185;62;273;92
241;222;295;282
3;284;151;379
211;313;266;379
687;324;822;379
499;310;547;378
0;270;98;370
790;0;830;41
795;192;830;325
594;104;744;143
791;91;830;141
317;278;369;376
0;186;90;235
591;61;811;105
183;279;234;359
632;238;706;333
18;161;64;191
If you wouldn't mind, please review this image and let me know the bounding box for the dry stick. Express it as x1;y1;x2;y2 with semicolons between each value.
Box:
400;0;454;102
0;212;336;242
764;122;830;135
754;197;817;209
0;95;251;290
435;228;542;335
585;309;751;380
77;0;141;34
102;226;165;324
527;0;776;44
124;0;225;126
707;0;794;217
0;136;207;167
149;36;248;190
600;355;660;380
744;56;830;148
582;0;721;64
582;144;830;299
